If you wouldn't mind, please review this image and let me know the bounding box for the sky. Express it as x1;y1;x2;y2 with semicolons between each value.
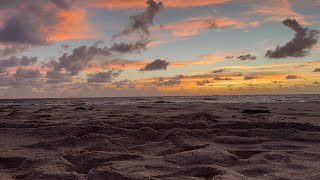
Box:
0;0;319;98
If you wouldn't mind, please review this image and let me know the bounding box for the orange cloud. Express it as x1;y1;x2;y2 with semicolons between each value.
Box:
223;62;301;70
251;0;308;24
49;8;95;41
310;60;320;65
6;65;45;76
220;62;316;74
170;60;216;66
153;16;259;37
147;40;170;47
292;60;320;69
86;0;230;9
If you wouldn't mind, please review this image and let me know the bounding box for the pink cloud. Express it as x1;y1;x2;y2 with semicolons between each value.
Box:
152;16;260;37
86;0;230;9
251;0;308;24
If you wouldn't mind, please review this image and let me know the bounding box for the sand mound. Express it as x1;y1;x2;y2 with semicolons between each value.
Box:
163;145;238;166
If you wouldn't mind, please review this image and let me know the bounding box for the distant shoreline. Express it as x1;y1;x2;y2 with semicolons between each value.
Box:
0;93;319;101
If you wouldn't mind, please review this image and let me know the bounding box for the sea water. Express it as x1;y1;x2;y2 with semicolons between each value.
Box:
0;94;319;106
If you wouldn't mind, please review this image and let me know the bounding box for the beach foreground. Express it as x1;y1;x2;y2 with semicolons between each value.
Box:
0;102;319;180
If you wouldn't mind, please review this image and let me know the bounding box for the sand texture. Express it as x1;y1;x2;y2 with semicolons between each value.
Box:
0;102;320;179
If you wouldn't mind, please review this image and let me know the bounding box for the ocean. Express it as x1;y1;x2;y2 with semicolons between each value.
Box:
0;94;319;106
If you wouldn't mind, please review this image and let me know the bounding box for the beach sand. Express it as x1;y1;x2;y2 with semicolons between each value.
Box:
0;101;319;179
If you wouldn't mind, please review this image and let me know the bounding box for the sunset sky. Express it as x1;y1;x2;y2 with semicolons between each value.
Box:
0;0;319;98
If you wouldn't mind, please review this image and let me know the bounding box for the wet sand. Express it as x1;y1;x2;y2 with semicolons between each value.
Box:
0;102;320;179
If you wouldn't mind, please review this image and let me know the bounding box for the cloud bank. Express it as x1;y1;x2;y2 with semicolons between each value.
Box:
0;56;37;73
152;75;182;86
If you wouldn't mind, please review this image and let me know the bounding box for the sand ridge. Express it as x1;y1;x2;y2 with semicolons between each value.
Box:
0;102;319;179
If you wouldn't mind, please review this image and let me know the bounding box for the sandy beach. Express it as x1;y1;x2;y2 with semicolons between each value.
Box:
0;101;320;179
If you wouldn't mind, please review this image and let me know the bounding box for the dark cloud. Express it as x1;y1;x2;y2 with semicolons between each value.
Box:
204;18;218;29
0;14;48;45
61;44;70;50
225;56;235;59
233;73;243;76
110;0;164;56
0;0;21;9
196;80;210;86
15;68;41;79
87;70;122;84
244;76;258;80
0;0;73;45
113;0;164;39
0;71;41;87
0;67;42;87
0;75;17;87
265;19;319;59
46;45;111;76
0;56;37;73
45;70;71;84
294;65;308;69
113;79;136;89
313;68;320;72
110;39;149;54
47;38;154;78
19;57;38;66
152;75;182;86
212;69;226;73
214;77;233;80
46;33;153;83
286;75;300;79
140;59;169;71
44;44;109;84
88;58;139;69
0;45;29;57
313;81;319;85
50;0;74;9
237;54;257;60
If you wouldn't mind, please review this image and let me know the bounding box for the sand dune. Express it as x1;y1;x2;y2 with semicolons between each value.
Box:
0;102;320;179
